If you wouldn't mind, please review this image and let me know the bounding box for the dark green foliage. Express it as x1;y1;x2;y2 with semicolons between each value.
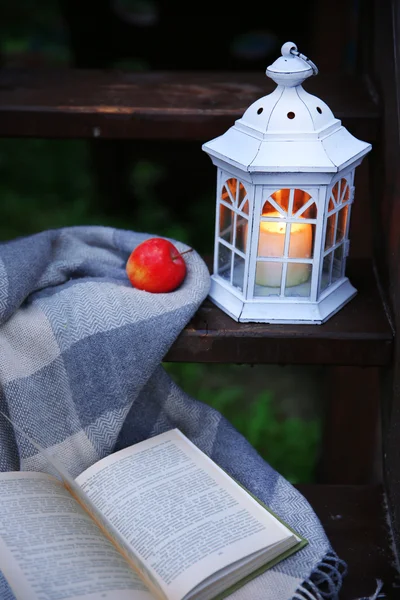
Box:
164;363;321;483
0;140;95;239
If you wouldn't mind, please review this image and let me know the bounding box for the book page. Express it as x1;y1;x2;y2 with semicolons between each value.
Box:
0;471;153;600
76;430;293;600
0;409;166;600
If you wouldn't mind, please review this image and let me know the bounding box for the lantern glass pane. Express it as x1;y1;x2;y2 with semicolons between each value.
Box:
270;189;290;213
235;215;248;253
262;200;285;217
232;254;245;292
320;253;333;293
332;245;344;283
292;190;312;216
238;182;247;205
284;264;312;297
297;201;317;220
217;243;231;283
258;217;286;258
325;214;337;250
336;205;349;243
241;199;249;215
222;178;248;207
221;180;234;204
289;223;315;259
340;180;350;203
264;189;315;218
328;177;350;210
332;181;340;205
219;203;234;244
226;178;237;202
254;261;283;292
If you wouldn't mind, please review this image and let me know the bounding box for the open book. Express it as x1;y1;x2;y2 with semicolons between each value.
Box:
0;428;306;600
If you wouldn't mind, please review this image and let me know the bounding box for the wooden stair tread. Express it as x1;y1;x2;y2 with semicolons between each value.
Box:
297;484;400;599
165;259;393;366
0;69;379;140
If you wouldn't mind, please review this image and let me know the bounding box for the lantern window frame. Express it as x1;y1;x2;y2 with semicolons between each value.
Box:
214;171;255;295
318;168;355;300
249;184;320;302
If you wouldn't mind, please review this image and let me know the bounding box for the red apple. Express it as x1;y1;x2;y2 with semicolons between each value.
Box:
126;237;188;293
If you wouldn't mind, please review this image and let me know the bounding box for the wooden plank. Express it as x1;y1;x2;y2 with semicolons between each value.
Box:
164;259;393;366
0;70;379;141
297;484;400;599
318;367;381;484
371;0;400;558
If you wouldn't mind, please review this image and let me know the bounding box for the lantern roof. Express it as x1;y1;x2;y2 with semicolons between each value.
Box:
203;42;371;173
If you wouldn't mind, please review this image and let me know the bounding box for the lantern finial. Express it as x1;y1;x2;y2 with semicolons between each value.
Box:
281;41;298;57
266;41;318;87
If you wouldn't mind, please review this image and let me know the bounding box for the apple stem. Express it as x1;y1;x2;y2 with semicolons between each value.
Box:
179;248;193;257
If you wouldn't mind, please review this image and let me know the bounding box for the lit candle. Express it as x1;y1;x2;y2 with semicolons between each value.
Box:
256;211;312;287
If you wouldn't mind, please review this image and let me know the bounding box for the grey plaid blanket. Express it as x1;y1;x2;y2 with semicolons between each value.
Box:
0;226;346;600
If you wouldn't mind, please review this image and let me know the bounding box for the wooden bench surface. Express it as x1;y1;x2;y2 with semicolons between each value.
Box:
298;484;400;599
0;69;379;141
165;259;393;366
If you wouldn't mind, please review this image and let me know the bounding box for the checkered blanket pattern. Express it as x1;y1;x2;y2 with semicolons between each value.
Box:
0;226;345;599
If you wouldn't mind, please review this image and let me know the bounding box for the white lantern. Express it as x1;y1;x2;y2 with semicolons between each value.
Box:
202;42;372;324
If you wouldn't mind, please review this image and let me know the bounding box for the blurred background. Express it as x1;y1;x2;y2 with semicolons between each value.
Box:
0;0;363;483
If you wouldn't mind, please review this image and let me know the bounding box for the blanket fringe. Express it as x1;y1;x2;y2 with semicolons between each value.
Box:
352;579;384;600
292;551;347;600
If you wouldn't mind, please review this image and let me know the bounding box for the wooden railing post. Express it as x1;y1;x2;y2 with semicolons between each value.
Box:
318;366;381;484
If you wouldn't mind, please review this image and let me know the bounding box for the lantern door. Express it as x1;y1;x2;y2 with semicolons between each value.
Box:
247;185;322;301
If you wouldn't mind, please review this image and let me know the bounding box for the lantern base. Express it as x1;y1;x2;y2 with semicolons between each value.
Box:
209;275;357;324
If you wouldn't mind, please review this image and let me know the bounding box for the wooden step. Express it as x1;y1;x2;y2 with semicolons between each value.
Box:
165;259;393;366
297;484;400;599
0;69;379;141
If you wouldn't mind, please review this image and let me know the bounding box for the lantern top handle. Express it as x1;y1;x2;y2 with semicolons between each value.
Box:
266;42;319;88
